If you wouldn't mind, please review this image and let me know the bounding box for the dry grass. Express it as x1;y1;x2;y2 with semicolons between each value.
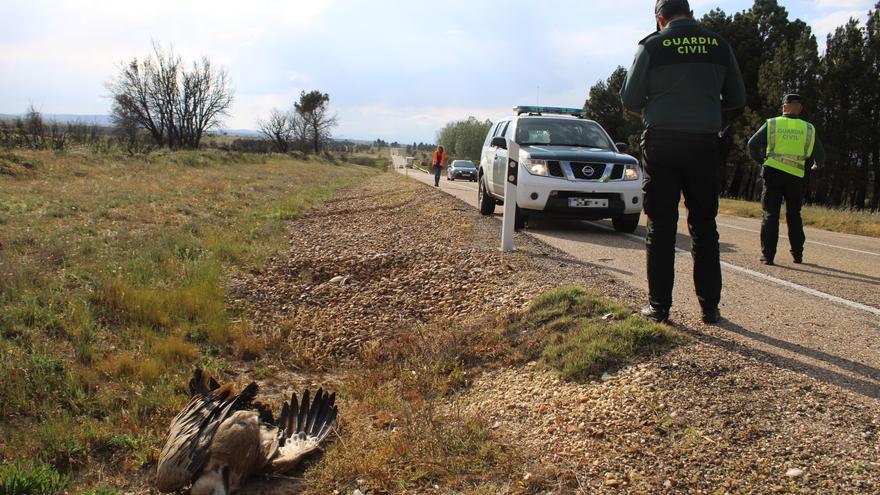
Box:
0;148;376;490
301;321;524;494
719;197;880;238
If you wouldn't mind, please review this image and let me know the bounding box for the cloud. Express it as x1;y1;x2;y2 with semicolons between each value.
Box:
811;9;869;41
4;0;878;142
549;25;645;63
815;0;872;9
335;104;508;142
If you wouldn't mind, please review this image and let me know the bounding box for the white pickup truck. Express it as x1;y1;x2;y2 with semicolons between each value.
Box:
477;106;643;232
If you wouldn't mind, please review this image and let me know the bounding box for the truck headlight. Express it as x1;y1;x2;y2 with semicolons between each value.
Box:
520;151;549;176
527;159;548;176
624;164;640;181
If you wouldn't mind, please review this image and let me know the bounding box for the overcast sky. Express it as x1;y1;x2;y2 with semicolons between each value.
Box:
0;0;875;142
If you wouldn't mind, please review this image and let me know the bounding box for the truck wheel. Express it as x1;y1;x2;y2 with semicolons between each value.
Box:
612;213;640;233
478;176;495;216
514;207;527;231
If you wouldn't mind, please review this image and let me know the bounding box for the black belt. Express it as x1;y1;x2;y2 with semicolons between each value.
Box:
644;128;718;143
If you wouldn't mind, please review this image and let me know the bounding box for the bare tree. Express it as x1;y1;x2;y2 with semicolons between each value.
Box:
294;90;337;153
177;57;233;148
22;105;45;149
256;108;293;152
111;100;143;154
0;120;11;148
108;44;233;149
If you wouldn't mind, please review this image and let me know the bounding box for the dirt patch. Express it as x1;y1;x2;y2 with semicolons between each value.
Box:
230;176;560;368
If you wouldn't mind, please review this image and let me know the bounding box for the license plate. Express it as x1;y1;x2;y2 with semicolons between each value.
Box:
569;198;608;208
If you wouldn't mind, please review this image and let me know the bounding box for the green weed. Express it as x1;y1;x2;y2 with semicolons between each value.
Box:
0;462;69;495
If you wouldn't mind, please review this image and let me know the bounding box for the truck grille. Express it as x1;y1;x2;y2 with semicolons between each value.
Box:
609;164;624;180
570;162;607;180
548;160;564;177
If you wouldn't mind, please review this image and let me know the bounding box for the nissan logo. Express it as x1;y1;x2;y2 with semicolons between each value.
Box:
582;165;595;177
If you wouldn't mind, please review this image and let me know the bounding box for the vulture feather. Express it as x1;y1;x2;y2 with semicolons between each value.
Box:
155;368;338;494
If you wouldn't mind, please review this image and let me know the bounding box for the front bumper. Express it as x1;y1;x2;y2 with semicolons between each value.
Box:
515;166;643;218
449;170;477;180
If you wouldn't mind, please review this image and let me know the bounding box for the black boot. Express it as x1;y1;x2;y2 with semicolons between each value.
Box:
640;305;670;324
760;255;774;266
701;307;721;324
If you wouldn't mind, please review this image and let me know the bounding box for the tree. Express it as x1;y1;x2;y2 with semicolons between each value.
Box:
108;44;233;149
257;108;294;153
21;105;45;149
819;19;871;208
294;90;337;153
866;2;880;209
584;66;642;149
436;117;492;161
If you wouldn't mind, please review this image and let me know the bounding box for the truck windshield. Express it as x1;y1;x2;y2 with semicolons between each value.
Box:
516;118;614;150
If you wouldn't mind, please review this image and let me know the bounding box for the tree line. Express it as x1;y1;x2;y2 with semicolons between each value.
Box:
0;106;108;151
585;0;880;211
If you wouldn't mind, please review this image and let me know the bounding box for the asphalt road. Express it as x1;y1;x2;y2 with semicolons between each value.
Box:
391;152;880;402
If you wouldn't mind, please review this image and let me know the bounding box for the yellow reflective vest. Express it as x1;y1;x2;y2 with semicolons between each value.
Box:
764;116;816;178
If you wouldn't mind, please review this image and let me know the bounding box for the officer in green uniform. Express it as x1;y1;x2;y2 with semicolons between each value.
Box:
748;94;825;265
621;0;746;324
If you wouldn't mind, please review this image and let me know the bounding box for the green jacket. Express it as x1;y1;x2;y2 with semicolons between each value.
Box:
620;19;746;133
748;114;825;170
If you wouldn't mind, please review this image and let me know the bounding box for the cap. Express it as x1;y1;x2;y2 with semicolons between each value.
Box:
655;0;691;14
782;94;803;104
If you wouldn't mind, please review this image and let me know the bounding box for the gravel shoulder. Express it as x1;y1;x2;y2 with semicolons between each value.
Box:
231;171;879;493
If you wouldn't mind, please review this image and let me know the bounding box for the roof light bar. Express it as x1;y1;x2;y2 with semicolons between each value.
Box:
514;105;587;117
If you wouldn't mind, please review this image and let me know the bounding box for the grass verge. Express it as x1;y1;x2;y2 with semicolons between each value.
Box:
301;286;685;493
0;148;376;489
0;462;69;495
719;197;880;238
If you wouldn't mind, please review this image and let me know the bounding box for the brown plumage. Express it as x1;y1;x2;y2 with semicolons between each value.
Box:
156;368;338;494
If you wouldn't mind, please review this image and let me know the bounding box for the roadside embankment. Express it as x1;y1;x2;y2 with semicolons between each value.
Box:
232;172;879;494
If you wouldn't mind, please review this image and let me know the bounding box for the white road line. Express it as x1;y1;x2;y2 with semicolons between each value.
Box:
584;221;880;318
716;221;880;257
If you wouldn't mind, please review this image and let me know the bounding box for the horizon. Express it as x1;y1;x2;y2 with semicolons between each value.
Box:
1;0;876;143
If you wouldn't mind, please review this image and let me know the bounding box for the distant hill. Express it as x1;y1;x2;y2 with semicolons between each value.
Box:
0;113;115;126
209;128;262;138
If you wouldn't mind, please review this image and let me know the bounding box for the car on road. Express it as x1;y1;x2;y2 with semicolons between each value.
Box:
477;106;643;232
447;160;477;181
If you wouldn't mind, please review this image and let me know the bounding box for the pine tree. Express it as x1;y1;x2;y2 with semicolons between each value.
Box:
584;67;642;150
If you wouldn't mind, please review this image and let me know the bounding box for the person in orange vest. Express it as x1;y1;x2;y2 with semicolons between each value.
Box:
431;145;446;187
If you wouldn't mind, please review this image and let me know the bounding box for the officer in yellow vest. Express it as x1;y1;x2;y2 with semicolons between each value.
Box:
748;94;825;265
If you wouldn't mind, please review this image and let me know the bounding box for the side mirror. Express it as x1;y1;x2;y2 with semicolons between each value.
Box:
491;137;508;150
615;142;629;153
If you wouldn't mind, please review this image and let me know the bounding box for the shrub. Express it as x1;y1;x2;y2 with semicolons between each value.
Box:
0;462;69;495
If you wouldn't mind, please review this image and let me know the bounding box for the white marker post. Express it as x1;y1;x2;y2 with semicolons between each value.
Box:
501;123;519;252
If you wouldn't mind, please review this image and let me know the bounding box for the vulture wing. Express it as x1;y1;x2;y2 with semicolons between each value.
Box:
156;368;259;493
267;388;338;473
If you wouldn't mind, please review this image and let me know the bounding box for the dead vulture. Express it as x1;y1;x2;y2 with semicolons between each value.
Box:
156;368;338;494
